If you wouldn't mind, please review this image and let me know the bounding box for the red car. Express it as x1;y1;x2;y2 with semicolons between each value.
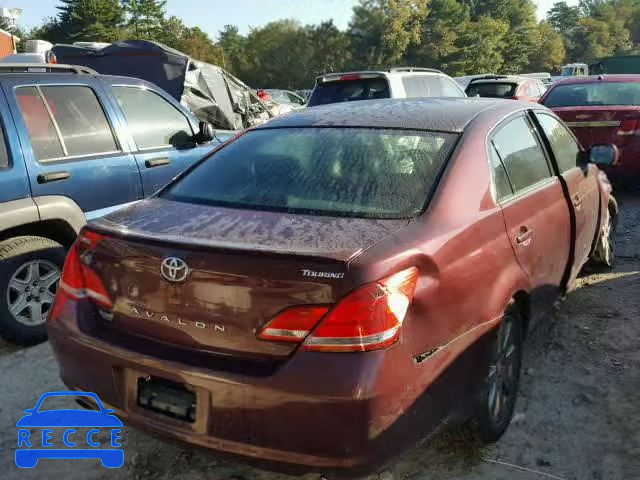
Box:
48;99;617;474
541;74;640;185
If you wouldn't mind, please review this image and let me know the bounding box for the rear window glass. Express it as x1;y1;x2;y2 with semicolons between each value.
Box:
308;78;390;106
543;82;640;107
402;76;444;98
466;82;517;98
163;128;458;219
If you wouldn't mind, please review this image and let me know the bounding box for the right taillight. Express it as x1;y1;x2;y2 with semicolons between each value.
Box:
618;119;639;136
57;231;113;310
257;267;419;352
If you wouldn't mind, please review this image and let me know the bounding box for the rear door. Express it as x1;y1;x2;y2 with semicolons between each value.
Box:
491;113;572;312
106;81;213;196
5;77;142;218
534;112;600;278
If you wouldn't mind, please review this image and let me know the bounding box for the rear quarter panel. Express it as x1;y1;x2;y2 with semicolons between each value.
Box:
350;118;530;386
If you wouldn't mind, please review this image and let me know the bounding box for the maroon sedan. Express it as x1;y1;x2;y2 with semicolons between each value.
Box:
48;99;617;474
541;74;640;186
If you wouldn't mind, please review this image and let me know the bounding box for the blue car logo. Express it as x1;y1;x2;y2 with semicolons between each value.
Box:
16;391;123;468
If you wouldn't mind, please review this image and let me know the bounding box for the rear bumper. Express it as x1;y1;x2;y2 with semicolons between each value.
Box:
47;318;492;474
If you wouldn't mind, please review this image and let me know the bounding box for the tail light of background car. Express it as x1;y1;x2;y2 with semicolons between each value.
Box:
57;231;113;310
617;119;640;136
258;267;419;352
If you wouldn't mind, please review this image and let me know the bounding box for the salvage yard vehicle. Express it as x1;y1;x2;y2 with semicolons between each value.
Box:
541;74;640;187
0;64;226;346
466;75;546;101
48;98;618;475
308;67;466;106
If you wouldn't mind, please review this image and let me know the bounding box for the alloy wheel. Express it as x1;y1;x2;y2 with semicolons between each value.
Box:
487;317;519;426
7;260;61;326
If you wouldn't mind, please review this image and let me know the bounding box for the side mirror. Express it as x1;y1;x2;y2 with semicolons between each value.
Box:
196;121;215;144
589;144;619;166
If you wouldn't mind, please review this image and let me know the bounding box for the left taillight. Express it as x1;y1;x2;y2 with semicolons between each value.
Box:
58;230;113;309
257;267;419;352
618;119;640;136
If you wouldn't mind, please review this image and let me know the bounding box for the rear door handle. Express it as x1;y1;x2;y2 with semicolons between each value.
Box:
37;171;71;184
145;157;171;168
515;227;534;246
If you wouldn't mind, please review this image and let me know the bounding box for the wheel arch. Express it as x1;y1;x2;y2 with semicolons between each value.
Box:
0;196;86;249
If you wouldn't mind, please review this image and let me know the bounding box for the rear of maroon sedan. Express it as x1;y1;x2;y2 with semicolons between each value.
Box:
541;75;640;186
47;100;518;474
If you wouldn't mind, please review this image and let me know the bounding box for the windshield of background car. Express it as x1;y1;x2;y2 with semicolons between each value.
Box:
466;82;517;98
307;78;390;106
543;82;640;107
163;128;458;219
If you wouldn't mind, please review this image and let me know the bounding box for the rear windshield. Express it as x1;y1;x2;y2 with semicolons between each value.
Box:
163;128;458;219
308;78;390;106
466;82;517;98
543;82;640;107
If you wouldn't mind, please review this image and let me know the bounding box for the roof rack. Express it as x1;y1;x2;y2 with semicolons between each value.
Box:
388;67;443;74
0;64;98;75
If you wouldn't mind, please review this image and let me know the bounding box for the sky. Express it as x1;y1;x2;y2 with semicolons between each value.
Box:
9;0;580;38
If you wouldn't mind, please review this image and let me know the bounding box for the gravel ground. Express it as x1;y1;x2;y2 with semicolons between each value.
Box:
1;196;639;480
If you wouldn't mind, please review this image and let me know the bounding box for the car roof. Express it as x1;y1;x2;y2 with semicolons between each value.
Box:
255;98;538;133
0;71;160;87
316;68;444;82
551;74;640;85
468;75;530;85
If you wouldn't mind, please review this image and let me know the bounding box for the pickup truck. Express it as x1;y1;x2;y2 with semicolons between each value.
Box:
0;64;230;345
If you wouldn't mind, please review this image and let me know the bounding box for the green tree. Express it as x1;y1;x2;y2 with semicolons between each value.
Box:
348;0;429;68
571;17;616;61
218;24;247;73
527;21;566;72
547;1;581;32
451;15;509;75
406;0;470;71
305;21;352;79
241;20;313;88
157;15;223;64
54;0;126;42
123;0;166;39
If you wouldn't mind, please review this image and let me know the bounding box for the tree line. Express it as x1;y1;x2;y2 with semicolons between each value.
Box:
12;0;640;89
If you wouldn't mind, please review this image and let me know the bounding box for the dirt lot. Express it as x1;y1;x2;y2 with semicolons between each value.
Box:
1;196;639;480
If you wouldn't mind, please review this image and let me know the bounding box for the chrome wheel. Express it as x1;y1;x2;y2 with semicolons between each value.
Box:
600;214;615;266
7;260;60;326
487;317;519;426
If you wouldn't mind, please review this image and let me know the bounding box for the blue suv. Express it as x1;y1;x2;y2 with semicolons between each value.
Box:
0;64;231;345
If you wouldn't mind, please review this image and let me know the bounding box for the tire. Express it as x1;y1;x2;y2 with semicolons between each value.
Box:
590;207;617;271
462;308;524;444
0;236;67;346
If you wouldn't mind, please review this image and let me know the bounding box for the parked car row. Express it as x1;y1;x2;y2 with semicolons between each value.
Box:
3;59;636;477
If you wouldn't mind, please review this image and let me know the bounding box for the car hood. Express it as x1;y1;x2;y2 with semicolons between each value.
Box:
16;410;123;427
93;198;410;262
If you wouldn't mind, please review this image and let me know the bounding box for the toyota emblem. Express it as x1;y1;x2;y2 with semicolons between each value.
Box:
160;257;190;283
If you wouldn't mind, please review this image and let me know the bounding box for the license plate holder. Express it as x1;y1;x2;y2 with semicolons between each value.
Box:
137;376;197;423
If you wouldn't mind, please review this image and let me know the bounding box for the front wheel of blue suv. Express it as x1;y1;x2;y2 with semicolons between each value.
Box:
0;236;66;345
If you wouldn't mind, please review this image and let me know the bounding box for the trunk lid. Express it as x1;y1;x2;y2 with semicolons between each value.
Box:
85;198;408;361
553;106;640;148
